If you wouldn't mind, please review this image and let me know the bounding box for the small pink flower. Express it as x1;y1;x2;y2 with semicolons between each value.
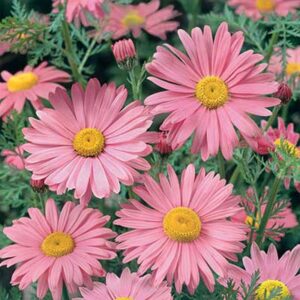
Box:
0;198;116;300
145;22;280;161
220;243;300;299
23;79;153;205
76;268;173;300
115;164;247;294
30;178;46;192
1;146;25;170
232;187;298;241
228;0;300;20
106;0;180;40
53;0;106;26
112;39;137;70
0;62;70;120
274;82;292;104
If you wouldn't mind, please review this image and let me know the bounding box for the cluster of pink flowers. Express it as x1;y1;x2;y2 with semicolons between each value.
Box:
0;0;300;299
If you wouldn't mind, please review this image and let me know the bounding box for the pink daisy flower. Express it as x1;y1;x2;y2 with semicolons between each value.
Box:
228;0;300;20
0;198;116;300
23;78;153;205
53;0;106;26
106;0;180;40
145;22;280;161
254;117;300;192
76;268;173;300
232;187;298;241
114;164;247;294
0;62;70;120
1;145;25;170
221;243;300;299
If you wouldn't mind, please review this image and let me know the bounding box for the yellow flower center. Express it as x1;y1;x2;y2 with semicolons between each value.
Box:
245;216;260;230
122;10;145;28
73;128;105;157
195;76;229;109
274;138;300;158
286;62;300;76
7;72;38;92
163;207;201;242
255;280;290;300
256;0;275;12
115;298;133;300
41;232;75;257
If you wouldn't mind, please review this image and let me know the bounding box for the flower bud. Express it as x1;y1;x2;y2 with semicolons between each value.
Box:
30;178;47;192
112;39;137;70
274;83;292;104
155;131;172;155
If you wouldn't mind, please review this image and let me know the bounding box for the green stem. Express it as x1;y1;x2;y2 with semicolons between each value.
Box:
189;0;201;31
217;151;226;179
78;36;98;74
265;30;279;63
62;284;69;300
61;19;85;85
229;166;240;185
263;105;281;133
256;176;281;246
282;102;290;122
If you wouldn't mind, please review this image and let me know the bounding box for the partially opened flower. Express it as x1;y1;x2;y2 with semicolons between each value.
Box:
228;0;300;20
106;0;180;40
1;145;25;170
0;62;70;119
220;243;300;299
145;22;280;161
53;0;106;26
0;198;116;300
23;78;153;205
115;164;247;293
232;187;298;241
112;38;137;70
76;268;172;300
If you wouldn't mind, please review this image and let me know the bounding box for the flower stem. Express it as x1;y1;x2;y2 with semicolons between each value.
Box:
229;165;240;185
265;30;279;63
256;176;281;246
217;151;226;179
62;284;69;300
263;105;281;133
78;36;98;74
189;0;201;31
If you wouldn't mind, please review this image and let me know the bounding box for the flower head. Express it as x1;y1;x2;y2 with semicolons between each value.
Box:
106;0;180;40
76;268;172;300
145;22;280;160
228;0;300;20
0;62;70;120
1;145;25;170
0;198;116;300
23;78;153;205
274;83;292;104
112;39;137;70
220;243;300;299
53;0;106;26
114;164;247;293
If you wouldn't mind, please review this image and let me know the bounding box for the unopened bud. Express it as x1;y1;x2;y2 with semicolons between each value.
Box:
30;178;47;192
274;83;292;104
155;131;172;155
112;39;137;70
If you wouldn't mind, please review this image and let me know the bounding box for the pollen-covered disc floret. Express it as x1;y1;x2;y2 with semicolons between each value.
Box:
163;207;201;242
255;280;290;300
245;215;260;230
41;232;75;257
274;138;300;158
286;62;300;76
7;72;38;92
73;128;105;157
195;76;229;109
122;10;145;28
255;0;275;12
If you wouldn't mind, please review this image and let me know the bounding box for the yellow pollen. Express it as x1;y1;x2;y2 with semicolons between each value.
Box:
73;128;105;157
115;298;133;300
7;72;38;92
195;76;229;109
286;62;300;76
122;10;145;28
41;232;75;257
245;216;260;230
163;207;201;242
256;0;275;12
274;138;300;158
255;280;290;300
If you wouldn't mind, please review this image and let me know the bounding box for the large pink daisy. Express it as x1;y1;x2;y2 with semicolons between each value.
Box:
114;164;247;293
145;22;280;161
53;0;106;26
0;198;116;300
228;0;300;20
76;268;173;300
23;78;153;205
0;62;70;119
220;243;300;299
106;0;180;40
